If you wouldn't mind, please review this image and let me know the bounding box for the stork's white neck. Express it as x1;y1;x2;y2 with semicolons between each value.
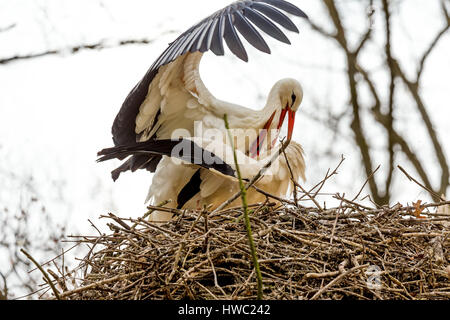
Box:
259;78;303;128
226;83;282;130
258;84;284;128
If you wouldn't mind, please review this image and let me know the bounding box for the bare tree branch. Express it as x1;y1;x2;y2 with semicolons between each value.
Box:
306;0;449;204
355;0;376;56
0;24;16;33
357;64;436;194
0;38;156;65
318;0;385;203
417;2;450;81
381;0;396;203
392;58;449;198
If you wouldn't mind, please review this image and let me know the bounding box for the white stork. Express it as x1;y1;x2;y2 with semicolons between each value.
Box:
99;0;309;220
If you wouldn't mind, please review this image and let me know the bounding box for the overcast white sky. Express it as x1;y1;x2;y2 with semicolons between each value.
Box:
0;1;449;296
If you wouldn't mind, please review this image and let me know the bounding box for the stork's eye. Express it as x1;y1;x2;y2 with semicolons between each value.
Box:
291;93;297;104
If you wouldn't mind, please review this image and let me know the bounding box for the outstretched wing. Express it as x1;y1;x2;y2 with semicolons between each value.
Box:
109;0;308;179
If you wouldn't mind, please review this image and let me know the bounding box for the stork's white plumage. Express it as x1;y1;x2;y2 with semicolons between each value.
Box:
99;0;309;220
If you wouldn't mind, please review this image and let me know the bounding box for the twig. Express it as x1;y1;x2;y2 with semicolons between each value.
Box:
58;271;145;299
106;213;131;230
28;243;80;274
398;166;446;202
211;138;290;214
0;23;15;33
295;181;323;212
353;165;381;202
0;273;7;300
0;36;175;65
21;249;61;300
305;270;340;279
167;211;203;283
135;200;171;228
300;155;345;201
252;186;296;206
310;264;370;300
281;146;299;206
224;114;264;300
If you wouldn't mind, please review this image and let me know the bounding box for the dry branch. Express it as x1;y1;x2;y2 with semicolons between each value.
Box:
306;0;450;204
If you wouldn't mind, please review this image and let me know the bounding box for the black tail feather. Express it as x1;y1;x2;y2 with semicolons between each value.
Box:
97;139;235;181
109;155;161;182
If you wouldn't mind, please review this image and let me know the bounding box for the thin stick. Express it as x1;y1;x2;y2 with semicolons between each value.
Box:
28;243;80;274
21;249;61;300
224;114;264;300
167;212;203;283
0;273;7;300
211;139;290;214
135;200;171;228
58;271;145;299
310;264;369;300
281;146;299;206
352;165;381;201
252;185;296;206
295;181;323;211
299;155;345;201
398;165;446;201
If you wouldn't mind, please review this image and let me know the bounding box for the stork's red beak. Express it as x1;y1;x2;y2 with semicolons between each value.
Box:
272;108;296;145
287;109;296;142
250;108;296;158
276;109;288;131
250;110;276;158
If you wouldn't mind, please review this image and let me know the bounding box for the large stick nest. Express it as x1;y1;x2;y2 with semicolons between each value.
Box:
51;198;450;300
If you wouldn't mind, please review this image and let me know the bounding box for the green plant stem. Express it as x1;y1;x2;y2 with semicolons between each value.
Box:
224;114;263;300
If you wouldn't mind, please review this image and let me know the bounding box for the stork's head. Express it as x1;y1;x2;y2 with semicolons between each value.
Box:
268;78;303;142
275;78;304;112
250;79;303;158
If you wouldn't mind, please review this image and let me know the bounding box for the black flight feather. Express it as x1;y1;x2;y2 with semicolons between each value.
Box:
98;139;236;180
233;10;271;54
252;2;299;33
243;7;291;44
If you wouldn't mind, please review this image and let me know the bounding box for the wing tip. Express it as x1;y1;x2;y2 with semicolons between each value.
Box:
260;0;310;19
298;10;309;20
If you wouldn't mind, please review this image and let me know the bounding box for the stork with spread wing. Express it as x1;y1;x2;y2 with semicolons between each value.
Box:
110;0;307;179
100;0;309;220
